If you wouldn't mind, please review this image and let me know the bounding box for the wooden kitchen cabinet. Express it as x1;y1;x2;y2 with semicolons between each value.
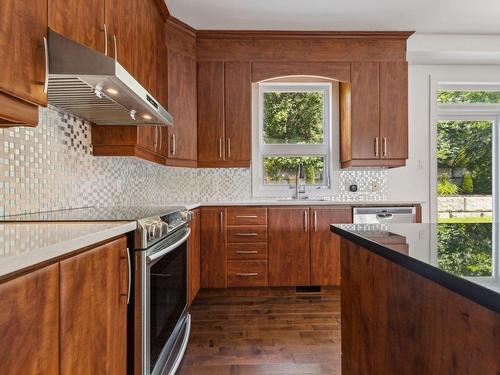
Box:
48;0;105;53
105;0;136;73
200;207;227;288
197;61;252;167
310;206;352;286
227;260;268;287
0;0;47;126
197;62;225;164
92;125;168;165
340;61;408;168
268;207;310;286
224;62;252;164
189;208;201;305
0;264;59;375
167;48;198;166
380;61;408;160
60;237;128;375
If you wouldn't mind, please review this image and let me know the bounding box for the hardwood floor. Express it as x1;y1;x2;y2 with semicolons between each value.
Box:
178;288;341;375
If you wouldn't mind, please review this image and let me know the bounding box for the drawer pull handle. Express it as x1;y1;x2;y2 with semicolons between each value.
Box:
236;233;258;236
236;272;258;277
235;250;259;254
235;215;258;218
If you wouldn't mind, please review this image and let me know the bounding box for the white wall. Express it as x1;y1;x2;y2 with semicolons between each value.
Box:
386;34;500;222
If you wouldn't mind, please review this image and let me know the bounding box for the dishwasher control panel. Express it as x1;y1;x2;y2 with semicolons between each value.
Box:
353;207;416;224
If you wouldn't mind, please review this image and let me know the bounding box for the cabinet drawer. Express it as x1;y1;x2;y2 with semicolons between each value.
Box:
227;243;268;260
227;225;268;243
226;207;267;225
227;260;268;287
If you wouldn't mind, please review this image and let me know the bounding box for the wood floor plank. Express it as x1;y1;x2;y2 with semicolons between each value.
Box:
178;288;341;375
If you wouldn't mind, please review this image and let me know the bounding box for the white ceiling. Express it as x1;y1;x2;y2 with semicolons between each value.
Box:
166;0;500;34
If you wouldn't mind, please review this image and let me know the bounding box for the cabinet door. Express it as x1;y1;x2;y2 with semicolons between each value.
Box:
224;62;251;164
189;209;201;305
268;207;310;286
310;206;352;286
197;62;225;164
0;0;47;107
105;0;136;73
137;126;159;153
168;49;198;161
200;208;227;288
0;265;59;375
350;62;380;160
133;0;158;98
380;61;408;160
49;0;105;53
60;237;128;375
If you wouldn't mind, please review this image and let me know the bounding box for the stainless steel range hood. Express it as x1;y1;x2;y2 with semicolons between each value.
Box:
47;28;173;126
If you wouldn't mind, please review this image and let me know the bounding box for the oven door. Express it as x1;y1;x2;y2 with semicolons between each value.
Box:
140;226;191;375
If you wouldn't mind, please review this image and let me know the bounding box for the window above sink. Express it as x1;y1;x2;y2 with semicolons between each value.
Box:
253;80;338;197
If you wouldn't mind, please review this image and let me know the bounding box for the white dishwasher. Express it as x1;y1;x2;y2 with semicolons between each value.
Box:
353;207;417;224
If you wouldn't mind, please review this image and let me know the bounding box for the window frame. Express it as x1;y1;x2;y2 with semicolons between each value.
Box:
253;82;334;196
430;82;500;284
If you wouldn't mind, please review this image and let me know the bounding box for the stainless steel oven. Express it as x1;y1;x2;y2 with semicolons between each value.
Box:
134;221;191;375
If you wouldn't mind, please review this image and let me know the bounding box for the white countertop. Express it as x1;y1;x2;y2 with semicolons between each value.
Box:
177;199;423;210
0;199;423;280
0;221;136;280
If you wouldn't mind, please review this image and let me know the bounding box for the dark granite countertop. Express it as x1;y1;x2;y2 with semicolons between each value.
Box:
331;222;500;313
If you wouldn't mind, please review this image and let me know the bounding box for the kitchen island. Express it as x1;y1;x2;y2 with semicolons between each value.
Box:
331;222;500;375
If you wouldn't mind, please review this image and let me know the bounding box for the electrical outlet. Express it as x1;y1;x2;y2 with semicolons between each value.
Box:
371;181;381;192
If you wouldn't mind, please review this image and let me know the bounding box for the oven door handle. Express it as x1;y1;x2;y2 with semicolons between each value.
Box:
146;228;191;264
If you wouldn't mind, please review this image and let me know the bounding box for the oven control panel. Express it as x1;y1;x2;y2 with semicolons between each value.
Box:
136;208;190;249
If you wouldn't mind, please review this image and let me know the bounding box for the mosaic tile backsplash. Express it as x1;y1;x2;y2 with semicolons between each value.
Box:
0;107;386;216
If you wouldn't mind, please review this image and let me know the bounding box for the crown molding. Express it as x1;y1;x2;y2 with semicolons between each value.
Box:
167;16;197;38
196;30;415;40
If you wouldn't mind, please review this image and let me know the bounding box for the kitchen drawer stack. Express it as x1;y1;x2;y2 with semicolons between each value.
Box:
225;207;268;287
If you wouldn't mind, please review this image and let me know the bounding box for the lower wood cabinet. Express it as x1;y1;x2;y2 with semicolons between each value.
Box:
60;236;128;374
227;260;268;287
268;207;310;286
0;264;59;374
188;208;201;305
200;207;227;288
310;206;352;286
0;236;128;375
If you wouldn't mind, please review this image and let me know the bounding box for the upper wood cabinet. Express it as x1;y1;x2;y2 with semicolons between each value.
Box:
105;0;135;73
49;0;106;53
268;207;310;286
0;264;59;374
380;61;408;160
167;48;198;165
92;125;168;164
60;237;128;374
0;0;47;126
224;62;252;164
340;61;408;168
310;206;352;286
200;207;227;288
197;61;252;167
197;62;225;164
92;11;202;167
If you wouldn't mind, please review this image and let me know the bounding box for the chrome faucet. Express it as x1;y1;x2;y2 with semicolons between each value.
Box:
294;164;306;199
